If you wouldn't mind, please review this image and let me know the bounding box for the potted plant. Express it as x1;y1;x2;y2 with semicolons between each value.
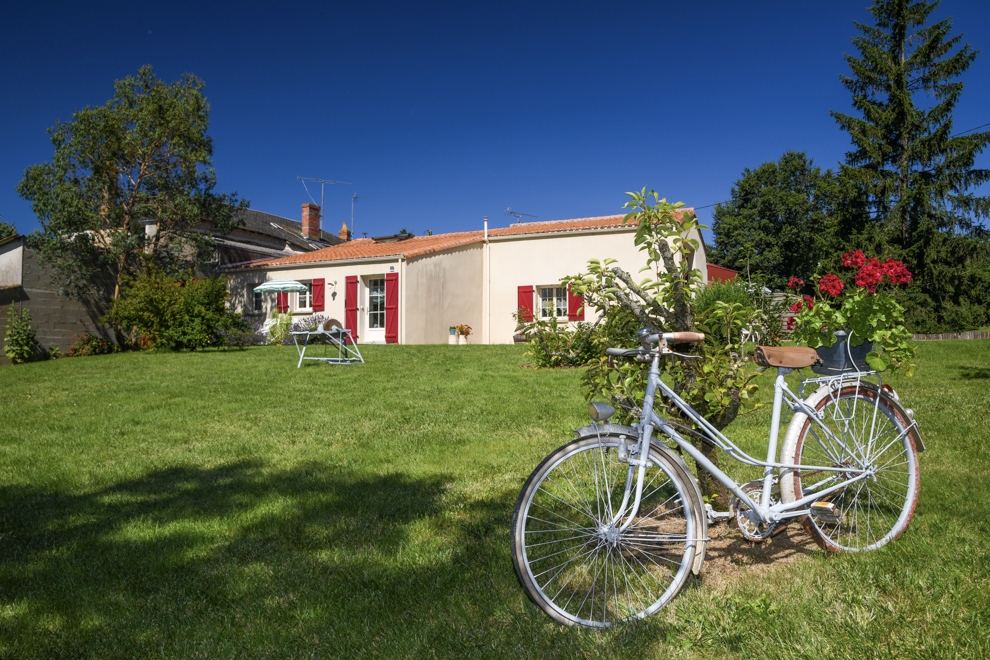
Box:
455;324;473;345
448;326;458;345
788;251;915;375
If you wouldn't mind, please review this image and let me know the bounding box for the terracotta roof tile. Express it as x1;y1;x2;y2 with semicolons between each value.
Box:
245;211;692;268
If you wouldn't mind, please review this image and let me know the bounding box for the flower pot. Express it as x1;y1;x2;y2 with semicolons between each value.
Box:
458;335;467;345
812;331;875;375
448;334;458;345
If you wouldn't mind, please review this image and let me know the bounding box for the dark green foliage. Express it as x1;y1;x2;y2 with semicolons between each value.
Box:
709;152;850;289
16;66;248;303
831;0;990;331
67;333;117;358
106;266;246;351
0;220;17;241
695;281;753;316
3;306;41;364
519;319;603;368
695;281;755;350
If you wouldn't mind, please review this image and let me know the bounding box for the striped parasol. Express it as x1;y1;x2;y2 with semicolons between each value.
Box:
253;279;309;293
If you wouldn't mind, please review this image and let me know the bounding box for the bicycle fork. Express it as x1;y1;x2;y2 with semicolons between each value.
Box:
606;354;663;532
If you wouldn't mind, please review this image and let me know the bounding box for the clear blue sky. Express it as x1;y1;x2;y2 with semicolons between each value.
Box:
3;0;989;245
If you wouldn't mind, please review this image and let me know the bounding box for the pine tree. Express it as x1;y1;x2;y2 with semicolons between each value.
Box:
832;0;990;243
831;0;990;330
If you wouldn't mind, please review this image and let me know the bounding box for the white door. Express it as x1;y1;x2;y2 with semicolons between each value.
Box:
364;276;386;343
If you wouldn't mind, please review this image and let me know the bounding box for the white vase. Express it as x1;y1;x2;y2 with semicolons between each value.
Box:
458;335;467;345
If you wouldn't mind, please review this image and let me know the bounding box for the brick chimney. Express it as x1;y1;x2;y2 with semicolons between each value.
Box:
339;222;352;241
301;203;321;239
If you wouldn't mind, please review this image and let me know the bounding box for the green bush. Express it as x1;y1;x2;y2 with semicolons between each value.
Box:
107;266;247;351
695;281;755;349
518;316;603;368
3;306;41;364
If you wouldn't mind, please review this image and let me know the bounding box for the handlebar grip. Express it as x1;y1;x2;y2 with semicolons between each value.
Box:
665;332;705;343
605;348;641;357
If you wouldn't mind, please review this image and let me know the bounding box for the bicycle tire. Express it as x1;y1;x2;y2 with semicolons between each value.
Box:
779;383;920;552
511;435;700;627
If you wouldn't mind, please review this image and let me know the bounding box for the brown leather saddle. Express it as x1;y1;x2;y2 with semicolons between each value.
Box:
753;345;820;369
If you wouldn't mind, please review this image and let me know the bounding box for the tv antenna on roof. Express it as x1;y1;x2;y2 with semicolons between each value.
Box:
506;207;537;222
351;193;365;236
297;176;352;213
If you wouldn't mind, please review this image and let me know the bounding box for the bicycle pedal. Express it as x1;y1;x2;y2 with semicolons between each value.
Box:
810;501;842;523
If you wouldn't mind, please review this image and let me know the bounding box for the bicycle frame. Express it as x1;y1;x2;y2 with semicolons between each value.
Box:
608;344;884;531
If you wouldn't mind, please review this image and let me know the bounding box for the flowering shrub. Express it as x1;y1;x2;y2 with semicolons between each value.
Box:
790;250;915;374
68;333;117;357
455;324;473;336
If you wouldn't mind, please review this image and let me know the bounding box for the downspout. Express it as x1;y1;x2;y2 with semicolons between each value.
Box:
484;216;490;345
399;257;406;345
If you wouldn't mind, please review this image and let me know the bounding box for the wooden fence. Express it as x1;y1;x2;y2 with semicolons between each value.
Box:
911;331;990;341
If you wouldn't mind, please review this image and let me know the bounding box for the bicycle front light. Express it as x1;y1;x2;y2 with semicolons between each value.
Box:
589;402;616;422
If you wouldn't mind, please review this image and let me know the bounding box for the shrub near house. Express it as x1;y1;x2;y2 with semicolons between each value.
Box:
107;266;248;350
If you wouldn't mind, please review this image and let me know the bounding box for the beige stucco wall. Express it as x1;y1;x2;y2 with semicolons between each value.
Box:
403;243;483;344
0;239;23;288
485;227;708;344
226;258;401;343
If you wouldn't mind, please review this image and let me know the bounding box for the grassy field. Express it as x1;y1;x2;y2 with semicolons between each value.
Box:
0;341;987;659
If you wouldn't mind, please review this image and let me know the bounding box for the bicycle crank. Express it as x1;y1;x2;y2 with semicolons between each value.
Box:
729;480;787;542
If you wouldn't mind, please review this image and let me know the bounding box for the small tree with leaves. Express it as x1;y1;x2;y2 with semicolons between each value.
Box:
565;190;764;508
17;66;248;303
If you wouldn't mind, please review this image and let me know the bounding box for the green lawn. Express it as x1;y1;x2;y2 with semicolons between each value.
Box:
1;341;988;659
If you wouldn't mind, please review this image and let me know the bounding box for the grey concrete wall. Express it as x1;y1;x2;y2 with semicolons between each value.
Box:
0;241;113;365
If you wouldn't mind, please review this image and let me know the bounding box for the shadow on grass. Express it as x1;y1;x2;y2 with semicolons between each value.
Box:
957;366;990;380
0;460;520;658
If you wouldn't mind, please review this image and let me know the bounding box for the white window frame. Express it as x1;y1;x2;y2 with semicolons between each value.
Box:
538;285;568;320
252;285;264;313
367;277;386;329
296;281;313;312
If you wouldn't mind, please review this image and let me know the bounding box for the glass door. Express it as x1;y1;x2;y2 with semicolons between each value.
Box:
365;277;386;343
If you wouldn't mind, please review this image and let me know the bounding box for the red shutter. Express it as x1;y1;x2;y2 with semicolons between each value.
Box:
345;276;358;342
313;278;325;311
385;272;399;344
567;285;585;321
277;292;288;313
517;285;534;322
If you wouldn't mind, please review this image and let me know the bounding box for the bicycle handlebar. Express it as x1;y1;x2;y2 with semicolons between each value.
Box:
605;332;706;358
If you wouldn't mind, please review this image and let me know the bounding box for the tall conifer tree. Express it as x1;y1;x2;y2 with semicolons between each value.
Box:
831;0;990;244
831;0;990;331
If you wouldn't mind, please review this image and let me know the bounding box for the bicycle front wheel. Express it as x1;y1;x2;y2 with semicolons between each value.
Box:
511;435;699;627
779;383;920;552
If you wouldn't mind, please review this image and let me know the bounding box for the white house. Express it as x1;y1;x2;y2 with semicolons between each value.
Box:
223;209;708;344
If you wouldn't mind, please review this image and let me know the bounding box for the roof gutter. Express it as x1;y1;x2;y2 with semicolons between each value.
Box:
222;254;403;272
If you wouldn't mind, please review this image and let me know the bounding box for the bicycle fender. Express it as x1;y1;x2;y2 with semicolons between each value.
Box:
780;381;924;505
573;424;708;575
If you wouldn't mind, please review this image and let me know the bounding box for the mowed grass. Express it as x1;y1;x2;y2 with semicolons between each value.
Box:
0;341;987;659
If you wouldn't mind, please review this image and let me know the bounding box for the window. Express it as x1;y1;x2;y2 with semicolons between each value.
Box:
539;286;567;319
296;282;313;310
252;285;263;313
368;278;385;328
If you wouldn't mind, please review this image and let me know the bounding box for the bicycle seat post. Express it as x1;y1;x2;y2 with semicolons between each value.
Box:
761;367;791;511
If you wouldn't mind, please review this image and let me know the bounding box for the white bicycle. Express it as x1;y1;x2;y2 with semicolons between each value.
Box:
510;329;923;627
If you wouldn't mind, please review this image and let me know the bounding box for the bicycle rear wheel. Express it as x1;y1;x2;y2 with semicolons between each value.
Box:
511;435;700;627
780;383;920;552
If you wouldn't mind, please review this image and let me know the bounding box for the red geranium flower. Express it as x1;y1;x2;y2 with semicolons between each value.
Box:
819;273;844;297
842;250;866;267
786;276;804;289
